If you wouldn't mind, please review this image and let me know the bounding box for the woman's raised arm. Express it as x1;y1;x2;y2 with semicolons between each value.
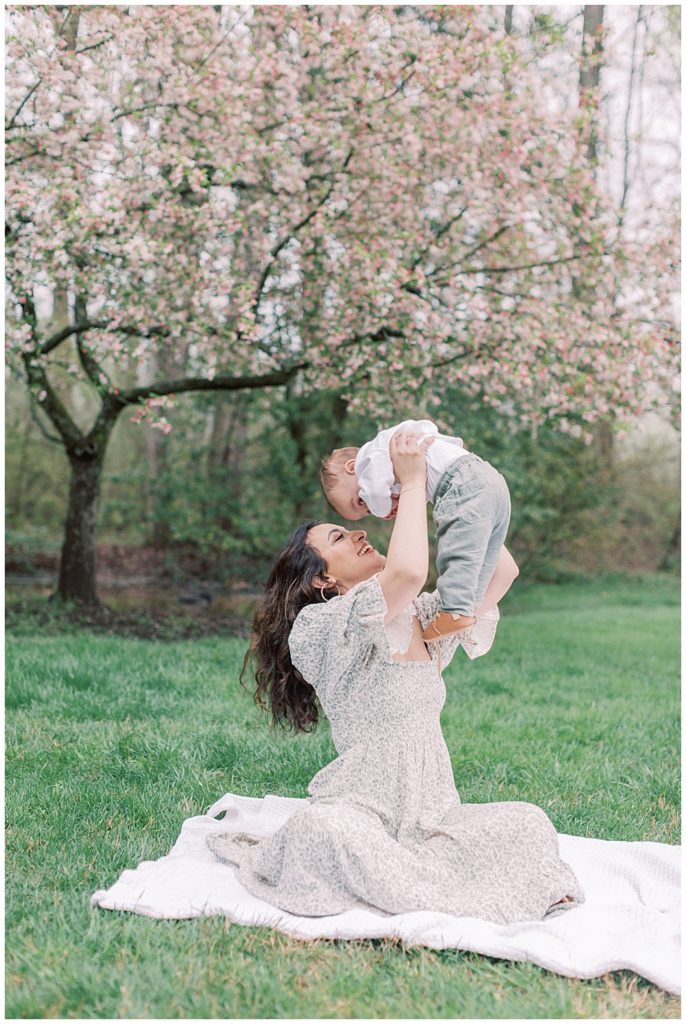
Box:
377;431;432;623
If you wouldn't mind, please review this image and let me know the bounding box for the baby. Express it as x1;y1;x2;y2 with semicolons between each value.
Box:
319;418;512;643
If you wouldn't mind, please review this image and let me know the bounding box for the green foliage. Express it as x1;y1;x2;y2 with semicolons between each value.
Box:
529;12;568;45
446;392;604;577
5;579;680;1018
98;387;398;563
435;386;679;580
5;370;680;583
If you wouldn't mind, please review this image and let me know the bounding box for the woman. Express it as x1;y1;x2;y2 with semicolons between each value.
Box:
207;431;584;924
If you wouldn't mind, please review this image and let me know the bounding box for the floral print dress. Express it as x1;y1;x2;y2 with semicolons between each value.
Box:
207;575;584;924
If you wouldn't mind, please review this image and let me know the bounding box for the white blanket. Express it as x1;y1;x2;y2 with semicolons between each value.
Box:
91;792;681;995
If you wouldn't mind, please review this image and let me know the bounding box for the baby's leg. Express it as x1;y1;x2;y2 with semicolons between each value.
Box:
473;473;511;610
423;460;510;643
436;516;492;616
422;516;491;641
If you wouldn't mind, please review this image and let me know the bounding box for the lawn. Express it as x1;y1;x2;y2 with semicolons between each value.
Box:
5;576;681;1018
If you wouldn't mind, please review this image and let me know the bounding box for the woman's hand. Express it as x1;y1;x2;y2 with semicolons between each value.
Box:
378;431;433;622
389;430;434;488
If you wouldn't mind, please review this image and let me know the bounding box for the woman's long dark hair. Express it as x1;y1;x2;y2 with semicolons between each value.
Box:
239;520;338;735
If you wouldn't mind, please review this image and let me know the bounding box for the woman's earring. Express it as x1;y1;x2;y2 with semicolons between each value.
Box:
317;579;341;601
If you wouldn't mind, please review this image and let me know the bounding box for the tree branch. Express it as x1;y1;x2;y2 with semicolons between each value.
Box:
117;366;307;406
371;60;418;104
407;207;468;274
427;223;513;283
5;79;41;132
74;34;112;56
461;223;512;263
73;293;109;390
337;326;405;351
195;7;250;70
26;397;65;446
250;147;354;323
6;147;41;167
430;339;501;369
111;101;181;123
39;320;170;356
19;293;83;447
618;6;643;228
456;252;587;276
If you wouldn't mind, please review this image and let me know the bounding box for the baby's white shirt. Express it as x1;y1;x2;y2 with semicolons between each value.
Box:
355;418;468;518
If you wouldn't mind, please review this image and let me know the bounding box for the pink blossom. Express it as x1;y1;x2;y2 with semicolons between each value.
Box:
4;5;679;433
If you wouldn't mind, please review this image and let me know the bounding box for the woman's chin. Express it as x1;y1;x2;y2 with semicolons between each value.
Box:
365;553;386;575
346;552;386;587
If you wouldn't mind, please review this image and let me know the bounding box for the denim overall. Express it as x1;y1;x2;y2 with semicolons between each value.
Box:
432;452;511;616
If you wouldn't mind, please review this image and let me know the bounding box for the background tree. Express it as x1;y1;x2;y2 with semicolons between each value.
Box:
5;6;679;605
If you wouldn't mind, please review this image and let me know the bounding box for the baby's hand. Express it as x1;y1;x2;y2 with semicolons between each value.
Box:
382;494;400;520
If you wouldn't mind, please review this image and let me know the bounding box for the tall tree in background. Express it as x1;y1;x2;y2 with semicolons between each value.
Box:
576;6;614;467
5;5;679;605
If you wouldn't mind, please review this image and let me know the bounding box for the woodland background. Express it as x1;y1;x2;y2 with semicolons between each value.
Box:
5;5;680;618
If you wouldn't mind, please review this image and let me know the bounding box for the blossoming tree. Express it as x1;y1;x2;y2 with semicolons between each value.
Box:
5;5;678;604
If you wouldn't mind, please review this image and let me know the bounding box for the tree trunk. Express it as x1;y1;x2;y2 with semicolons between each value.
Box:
207;396;246;472
53;407;121;606
579;6;613;469
504;6;514;34
55;449;105;605
45;7;112;605
206;394;248;532
658;514;680;572
286;396;311;521
9;411;33;519
321;392;349;454
579;6;604;162
286;389;349;520
594;419;614;475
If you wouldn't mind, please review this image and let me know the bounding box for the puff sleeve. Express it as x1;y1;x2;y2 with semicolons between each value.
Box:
288;575;391;704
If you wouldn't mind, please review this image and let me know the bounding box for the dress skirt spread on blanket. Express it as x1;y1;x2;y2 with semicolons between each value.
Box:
206;576;584;924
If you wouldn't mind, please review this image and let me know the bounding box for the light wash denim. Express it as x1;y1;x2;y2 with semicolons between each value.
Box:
432;452;511;617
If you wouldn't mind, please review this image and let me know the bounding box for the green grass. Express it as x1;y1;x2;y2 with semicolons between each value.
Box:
5;576;681;1018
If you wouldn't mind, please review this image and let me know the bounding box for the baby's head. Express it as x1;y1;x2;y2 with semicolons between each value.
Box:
319;447;369;520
